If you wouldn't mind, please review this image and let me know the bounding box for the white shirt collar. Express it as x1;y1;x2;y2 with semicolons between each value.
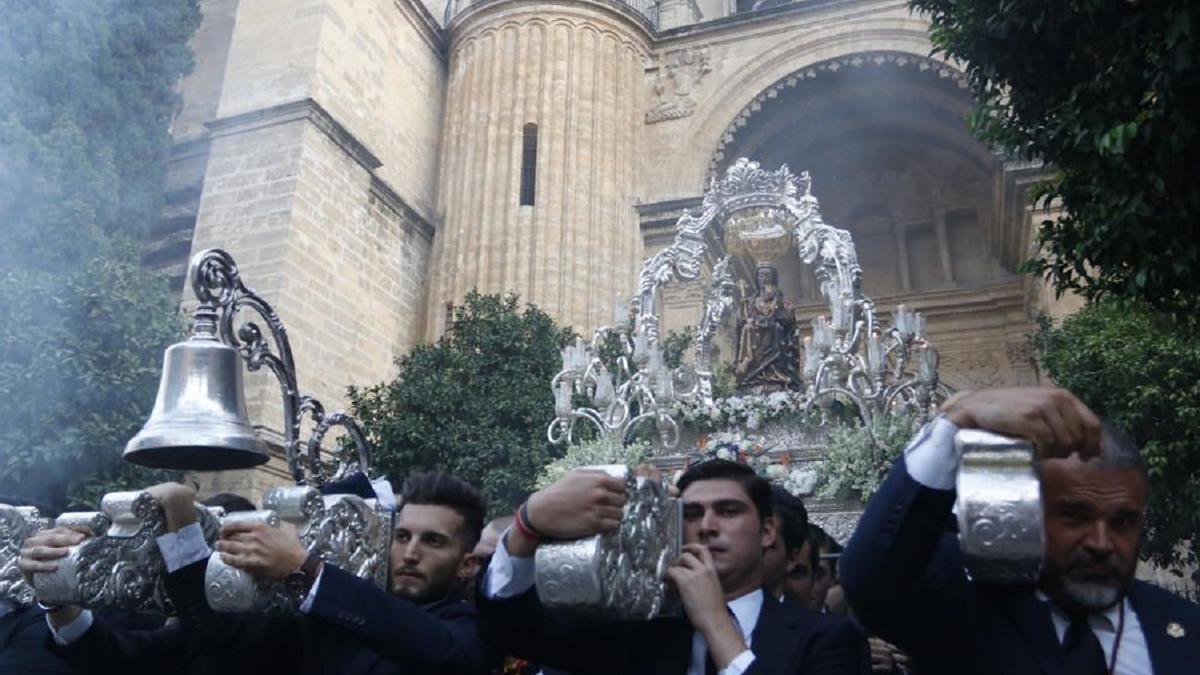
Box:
1035;590;1129;637
726;588;764;645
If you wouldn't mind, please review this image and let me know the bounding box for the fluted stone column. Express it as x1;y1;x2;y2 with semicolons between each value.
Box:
430;0;651;336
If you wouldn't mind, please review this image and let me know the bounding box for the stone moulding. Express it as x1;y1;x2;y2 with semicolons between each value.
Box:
206;98;382;171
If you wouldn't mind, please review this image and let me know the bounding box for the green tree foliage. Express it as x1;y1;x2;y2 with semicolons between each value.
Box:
0;245;184;510
1034;302;1200;576
0;0;200;509
910;0;1199;313
349;292;575;516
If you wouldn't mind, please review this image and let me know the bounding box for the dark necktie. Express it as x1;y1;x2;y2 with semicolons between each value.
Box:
1062;615;1107;675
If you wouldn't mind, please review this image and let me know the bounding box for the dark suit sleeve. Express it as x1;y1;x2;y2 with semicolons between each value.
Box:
308;563;492;674
163;557;306;667
46;615;185;675
475;580;630;674
839;460;973;662
798;619;870;675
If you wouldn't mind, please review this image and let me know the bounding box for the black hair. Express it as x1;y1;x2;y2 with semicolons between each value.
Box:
201;493;256;513
676;459;773;523
770;485;808;554
401;472;487;550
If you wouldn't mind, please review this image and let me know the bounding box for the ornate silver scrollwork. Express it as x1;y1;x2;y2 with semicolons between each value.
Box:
32;492;223;610
308;494;392;590
535;466;681;620
0;505;49;606
955;429;1044;585
204;486;391;613
694;257;735;404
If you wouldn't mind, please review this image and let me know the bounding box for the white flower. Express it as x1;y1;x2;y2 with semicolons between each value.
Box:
716;448;733;460
765;464;787;479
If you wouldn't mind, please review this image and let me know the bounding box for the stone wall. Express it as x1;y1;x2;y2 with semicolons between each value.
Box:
186;102;433;499
177;0;442;498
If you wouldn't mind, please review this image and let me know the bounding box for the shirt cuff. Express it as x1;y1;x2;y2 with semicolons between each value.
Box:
719;650;755;675
482;529;536;599
47;609;93;646
155;522;212;573
370;478;397;513
297;565;325;613
902;415;962;490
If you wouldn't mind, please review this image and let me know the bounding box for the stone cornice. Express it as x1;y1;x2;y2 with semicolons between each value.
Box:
206;99;437;236
206;98;383;172
370;176;437;241
656;0;875;43
393;0;447;61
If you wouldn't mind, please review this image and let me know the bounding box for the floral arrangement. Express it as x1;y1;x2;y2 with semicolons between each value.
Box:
673;390;808;431
534;435;652;489
674;430;820;498
812;413;917;501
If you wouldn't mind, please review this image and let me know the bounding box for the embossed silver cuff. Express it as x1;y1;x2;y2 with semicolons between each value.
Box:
204;486;392;613
31;492;223;610
535;465;681;620
955;429;1044;585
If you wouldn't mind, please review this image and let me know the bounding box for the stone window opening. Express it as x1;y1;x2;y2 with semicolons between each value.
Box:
520;123;538;206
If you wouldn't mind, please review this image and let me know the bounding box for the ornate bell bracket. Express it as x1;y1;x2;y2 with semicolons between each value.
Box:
126;248;372;486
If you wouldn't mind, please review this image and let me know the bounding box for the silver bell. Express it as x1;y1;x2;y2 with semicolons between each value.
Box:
124;330;269;470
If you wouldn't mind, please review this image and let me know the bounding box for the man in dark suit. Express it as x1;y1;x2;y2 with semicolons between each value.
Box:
0;603;75;674
20;474;494;675
478;459;866;674
841;387;1200;675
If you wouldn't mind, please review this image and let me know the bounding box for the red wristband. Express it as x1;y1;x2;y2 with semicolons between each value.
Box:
513;502;542;541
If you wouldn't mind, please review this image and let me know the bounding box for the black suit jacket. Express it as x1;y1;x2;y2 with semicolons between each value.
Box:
0;605;75;674
50;560;493;675
841;461;1200;675
476;582;866;675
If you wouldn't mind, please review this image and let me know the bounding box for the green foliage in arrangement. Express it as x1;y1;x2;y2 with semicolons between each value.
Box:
814;413;918;502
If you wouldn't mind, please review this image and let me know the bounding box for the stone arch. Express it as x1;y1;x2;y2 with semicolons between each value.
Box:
665;20;968;198
706;51;972;178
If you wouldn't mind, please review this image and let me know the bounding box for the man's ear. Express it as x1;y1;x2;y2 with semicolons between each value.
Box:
761;514;778;550
457;552;482;580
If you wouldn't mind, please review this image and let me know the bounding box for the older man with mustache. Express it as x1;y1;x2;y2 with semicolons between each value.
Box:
840;387;1200;675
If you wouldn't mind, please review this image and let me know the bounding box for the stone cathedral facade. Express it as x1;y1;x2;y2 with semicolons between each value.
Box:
157;0;1077;498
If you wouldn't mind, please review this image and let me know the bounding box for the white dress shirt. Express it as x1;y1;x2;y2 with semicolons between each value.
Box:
485;531;759;675
905;415;1155;675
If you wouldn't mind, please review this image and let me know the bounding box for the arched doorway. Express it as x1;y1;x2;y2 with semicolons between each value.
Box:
688;52;1035;390
711;52;1011;304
